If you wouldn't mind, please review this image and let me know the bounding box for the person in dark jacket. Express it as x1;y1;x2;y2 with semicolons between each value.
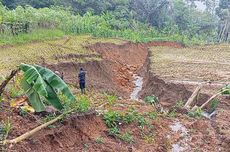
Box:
78;68;86;94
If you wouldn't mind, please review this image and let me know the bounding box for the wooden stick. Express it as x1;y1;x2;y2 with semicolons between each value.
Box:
0;69;19;96
200;92;222;110
2;109;74;145
2;108;98;145
184;85;202;110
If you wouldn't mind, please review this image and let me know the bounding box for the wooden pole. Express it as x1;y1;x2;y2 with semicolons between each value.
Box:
2;109;74;145
200;92;222;110
184;85;202;110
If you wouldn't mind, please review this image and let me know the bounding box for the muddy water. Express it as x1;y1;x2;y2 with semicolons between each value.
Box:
202;110;216;119
130;74;143;100
170;121;191;152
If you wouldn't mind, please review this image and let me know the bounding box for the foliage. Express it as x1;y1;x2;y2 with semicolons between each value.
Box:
118;132;134;144
108;126;120;136
103;109;155;144
0;1;219;45
122;109;138;124
167;109;177;118
188;107;204;118
7;83;24;98
0;118;12;141
103;111;122;128
221;84;230;95
0;29;65;45
95;136;104;144
75;96;90;112
19;63;75;112
216;0;230;42
144;95;159;105
19;107;28;117
210;99;219;112
147;111;158;120
137;115;148;128
0;96;3;103
106;94;117;105
174;100;184;108
42;113;57;123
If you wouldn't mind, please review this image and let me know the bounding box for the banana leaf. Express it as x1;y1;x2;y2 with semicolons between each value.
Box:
20;64;48;97
19;63;72;112
27;88;45;112
45;81;64;110
34;65;76;102
21;77;45;112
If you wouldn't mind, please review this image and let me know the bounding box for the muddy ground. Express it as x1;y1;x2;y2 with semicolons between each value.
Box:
1;40;230;152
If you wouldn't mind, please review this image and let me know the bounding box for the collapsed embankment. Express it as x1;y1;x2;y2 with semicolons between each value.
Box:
139;49;210;108
45;40;210;106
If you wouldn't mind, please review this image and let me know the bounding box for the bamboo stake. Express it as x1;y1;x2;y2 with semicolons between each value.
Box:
184;85;202;110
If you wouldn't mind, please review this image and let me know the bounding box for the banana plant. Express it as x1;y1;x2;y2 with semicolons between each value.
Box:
19;63;76;112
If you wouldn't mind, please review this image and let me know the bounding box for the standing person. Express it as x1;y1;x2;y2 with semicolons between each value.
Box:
78;68;86;94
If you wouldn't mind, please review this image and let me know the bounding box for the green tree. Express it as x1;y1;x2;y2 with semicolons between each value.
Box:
216;0;230;42
131;0;170;28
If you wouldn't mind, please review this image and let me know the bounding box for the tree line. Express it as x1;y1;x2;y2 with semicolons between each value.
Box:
0;0;229;43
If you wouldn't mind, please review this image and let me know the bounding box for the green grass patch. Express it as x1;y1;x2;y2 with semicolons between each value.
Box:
0;29;65;46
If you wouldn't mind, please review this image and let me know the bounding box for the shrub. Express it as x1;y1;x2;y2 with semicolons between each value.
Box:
103;111;122;128
144;95;159;105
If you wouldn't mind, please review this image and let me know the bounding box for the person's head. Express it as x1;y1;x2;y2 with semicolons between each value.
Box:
80;68;83;71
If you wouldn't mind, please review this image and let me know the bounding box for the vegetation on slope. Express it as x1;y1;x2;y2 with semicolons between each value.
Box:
0;0;224;45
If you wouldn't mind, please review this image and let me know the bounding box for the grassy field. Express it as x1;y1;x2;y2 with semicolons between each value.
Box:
150;44;230;83
0;35;124;76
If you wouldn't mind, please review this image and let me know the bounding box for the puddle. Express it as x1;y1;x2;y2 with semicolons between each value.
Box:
170;121;188;136
170;121;191;152
130;74;143;101
201;110;216;119
172;144;186;152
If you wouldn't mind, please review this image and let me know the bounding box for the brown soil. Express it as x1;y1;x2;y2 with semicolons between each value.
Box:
139;51;210;108
45;41;184;98
1;40;229;152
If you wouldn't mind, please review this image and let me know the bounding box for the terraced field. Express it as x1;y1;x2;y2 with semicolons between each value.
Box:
0;35;124;76
150;45;230;94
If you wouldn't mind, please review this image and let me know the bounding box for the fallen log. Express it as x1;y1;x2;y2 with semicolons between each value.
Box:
184;85;202;110
0;69;19;96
